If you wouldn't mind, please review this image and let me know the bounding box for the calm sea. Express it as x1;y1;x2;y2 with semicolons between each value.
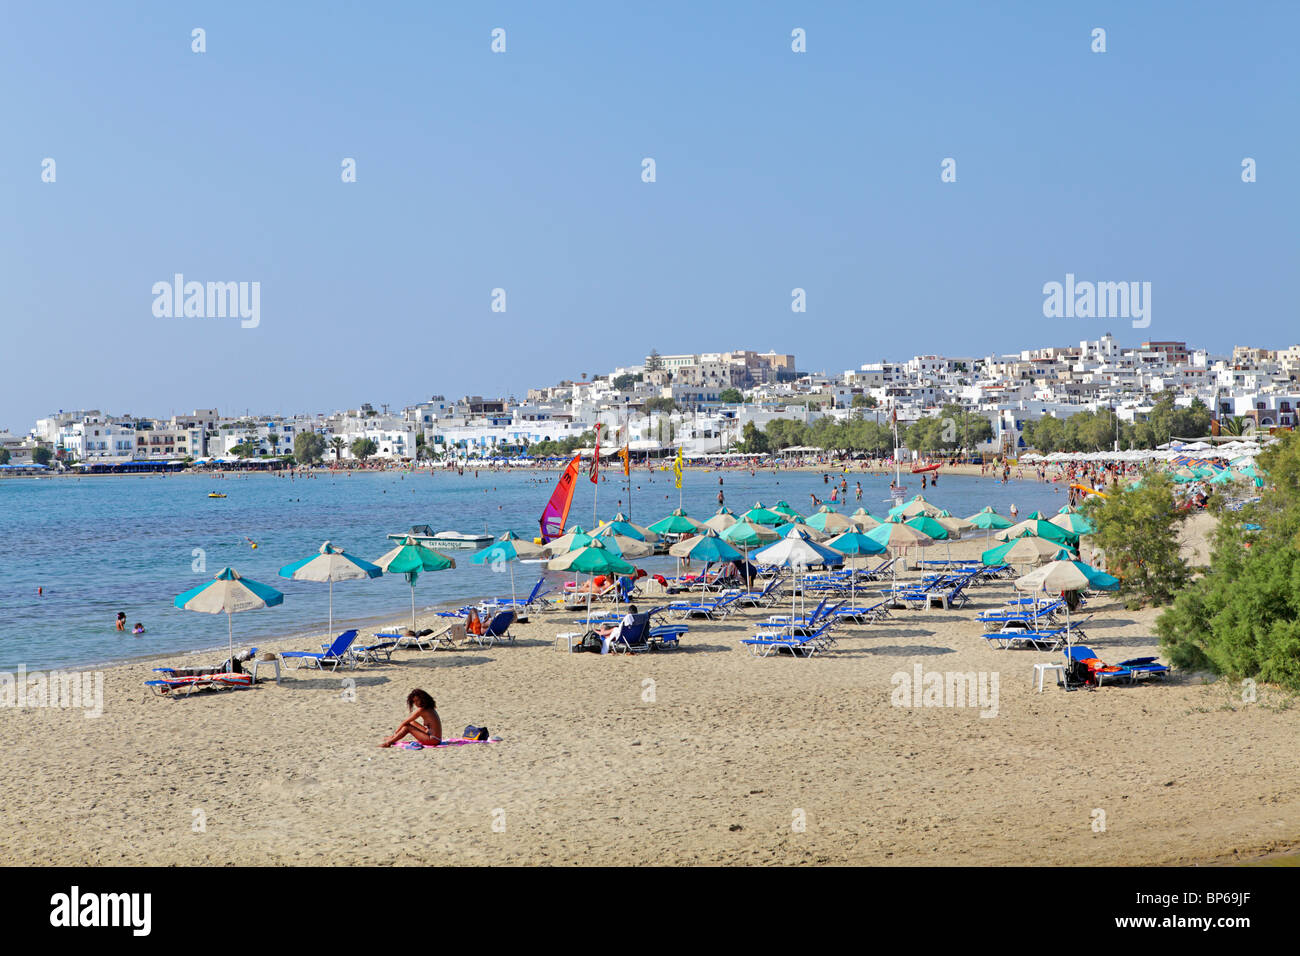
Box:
0;466;1070;670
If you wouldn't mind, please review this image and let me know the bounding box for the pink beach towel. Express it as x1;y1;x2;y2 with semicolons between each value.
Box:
399;738;499;750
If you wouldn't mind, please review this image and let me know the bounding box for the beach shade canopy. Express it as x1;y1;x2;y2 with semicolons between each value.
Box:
890;495;942;519
668;529;745;564
545;539;636;575
994;519;1078;546
278;540;382;634
608;513;659;542
1049;511;1096;535
966;507;1015;530
491;530;546;558
720;521;773;549
904;515;950;540
541;526;594;555
174;567;284;670
866;521;936;551
849;507;881;530
981;535;1067;567
806;505;854;534
1014;558;1118;652
590;525;654;558
824;530;888;557
702;507;738;533
647;508;705;535
471;534;541;607
777;520;829;541
933;510;975;537
771;500;804;520
1014;559;1119;594
741;501;786;526
547;539;637;626
753;528;845;569
374;536;457;631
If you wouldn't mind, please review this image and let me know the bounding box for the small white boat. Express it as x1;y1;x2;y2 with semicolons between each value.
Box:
388;525;494;550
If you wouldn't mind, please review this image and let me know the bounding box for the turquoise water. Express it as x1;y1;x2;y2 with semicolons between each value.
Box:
0;467;1070;670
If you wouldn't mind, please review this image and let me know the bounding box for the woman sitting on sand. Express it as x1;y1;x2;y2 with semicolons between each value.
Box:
380;689;442;748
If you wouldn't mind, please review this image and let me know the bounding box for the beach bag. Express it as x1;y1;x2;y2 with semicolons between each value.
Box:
462;725;489;741
578;630;603;652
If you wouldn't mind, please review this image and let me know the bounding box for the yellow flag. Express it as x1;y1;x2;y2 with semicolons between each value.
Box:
673;446;683;489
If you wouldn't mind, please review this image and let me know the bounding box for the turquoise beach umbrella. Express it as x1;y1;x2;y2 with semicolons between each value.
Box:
647;508;704;535
174;566;284;670
741;501;785;526
374;536;456;631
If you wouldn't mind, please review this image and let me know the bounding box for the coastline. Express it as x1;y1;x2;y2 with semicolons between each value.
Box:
3;524;1297;867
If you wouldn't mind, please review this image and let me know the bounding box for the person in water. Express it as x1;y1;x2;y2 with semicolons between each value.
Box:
132;622;145;635
380;689;442;747
116;612;126;632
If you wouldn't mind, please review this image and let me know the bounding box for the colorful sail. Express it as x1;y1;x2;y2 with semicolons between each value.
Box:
540;454;581;542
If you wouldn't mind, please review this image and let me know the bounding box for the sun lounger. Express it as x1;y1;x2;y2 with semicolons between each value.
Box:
740;622;832;658
468;609;516;647
280;629;360;671
648;624;688;650
1065;646;1170;686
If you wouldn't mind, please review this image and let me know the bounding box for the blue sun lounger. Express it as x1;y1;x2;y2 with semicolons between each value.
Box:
741;622;832;658
280;629;360;671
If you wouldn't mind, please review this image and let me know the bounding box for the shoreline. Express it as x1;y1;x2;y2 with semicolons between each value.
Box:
3;523;1298;867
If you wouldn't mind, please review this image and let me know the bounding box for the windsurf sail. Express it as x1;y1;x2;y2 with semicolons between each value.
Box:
540;454;581;542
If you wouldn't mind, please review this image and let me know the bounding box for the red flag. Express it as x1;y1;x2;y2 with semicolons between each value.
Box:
589;425;601;484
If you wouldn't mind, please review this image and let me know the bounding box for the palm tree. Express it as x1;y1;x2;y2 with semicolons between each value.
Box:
330;436;345;462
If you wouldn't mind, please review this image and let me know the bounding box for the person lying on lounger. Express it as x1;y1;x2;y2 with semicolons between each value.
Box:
380;688;443;748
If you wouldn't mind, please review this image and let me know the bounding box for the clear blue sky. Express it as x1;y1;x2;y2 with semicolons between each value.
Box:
2;1;1295;430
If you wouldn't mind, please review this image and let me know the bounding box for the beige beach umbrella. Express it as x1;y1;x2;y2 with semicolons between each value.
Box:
703;507;738;533
898;494;943;518
849;507;881;531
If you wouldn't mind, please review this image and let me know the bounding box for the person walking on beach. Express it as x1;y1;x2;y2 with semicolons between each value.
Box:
380;689;442;748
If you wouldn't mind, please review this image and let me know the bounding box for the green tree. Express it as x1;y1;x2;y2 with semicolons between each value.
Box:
738;421;769;454
1081;471;1190;607
231;441;260;459
0;449;9;465
643;397;677;414
718;388;744;404
645;349;663;372
613;373;640;391
851;393;878;409
329;436;345;462
293;431;326;465
1155;432;1300;689
350;437;378;461
32;446;53;466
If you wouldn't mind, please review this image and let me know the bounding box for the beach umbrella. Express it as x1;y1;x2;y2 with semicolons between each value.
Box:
542;525;593;555
1014;558;1119;650
1049;511;1096;535
719;520;775;580
806;505;854;534
174;567;284;670
867;520;936;590
824;530;887;605
647;508;704;535
849;507;881;531
741;501;785;526
754;529;845;630
278;540;382;634
590;525;654;558
904;515;950;540
374;536;457;631
772;500;803;521
933;510;975;537
547;539;636;627
994;519;1078;546
777;520;830;541
981;535;1066;567
607;513;659;542
966;507;1014;533
892;494;942;519
472;533;544;607
703;507;738;533
669;530;744;595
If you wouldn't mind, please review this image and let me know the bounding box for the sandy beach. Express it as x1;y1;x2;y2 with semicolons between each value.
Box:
1;517;1295;867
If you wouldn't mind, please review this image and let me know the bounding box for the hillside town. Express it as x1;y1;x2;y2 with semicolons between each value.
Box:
3;336;1298;472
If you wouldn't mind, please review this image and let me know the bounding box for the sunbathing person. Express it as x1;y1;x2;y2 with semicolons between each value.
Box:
570;574;612;595
380;688;443;747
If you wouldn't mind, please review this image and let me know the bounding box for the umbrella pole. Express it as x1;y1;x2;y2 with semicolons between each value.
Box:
329;580;335;635
227;610;234;672
410;579;417;632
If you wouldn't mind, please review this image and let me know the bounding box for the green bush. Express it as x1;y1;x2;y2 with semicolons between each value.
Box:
1081;471;1190;606
1155;433;1300;689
